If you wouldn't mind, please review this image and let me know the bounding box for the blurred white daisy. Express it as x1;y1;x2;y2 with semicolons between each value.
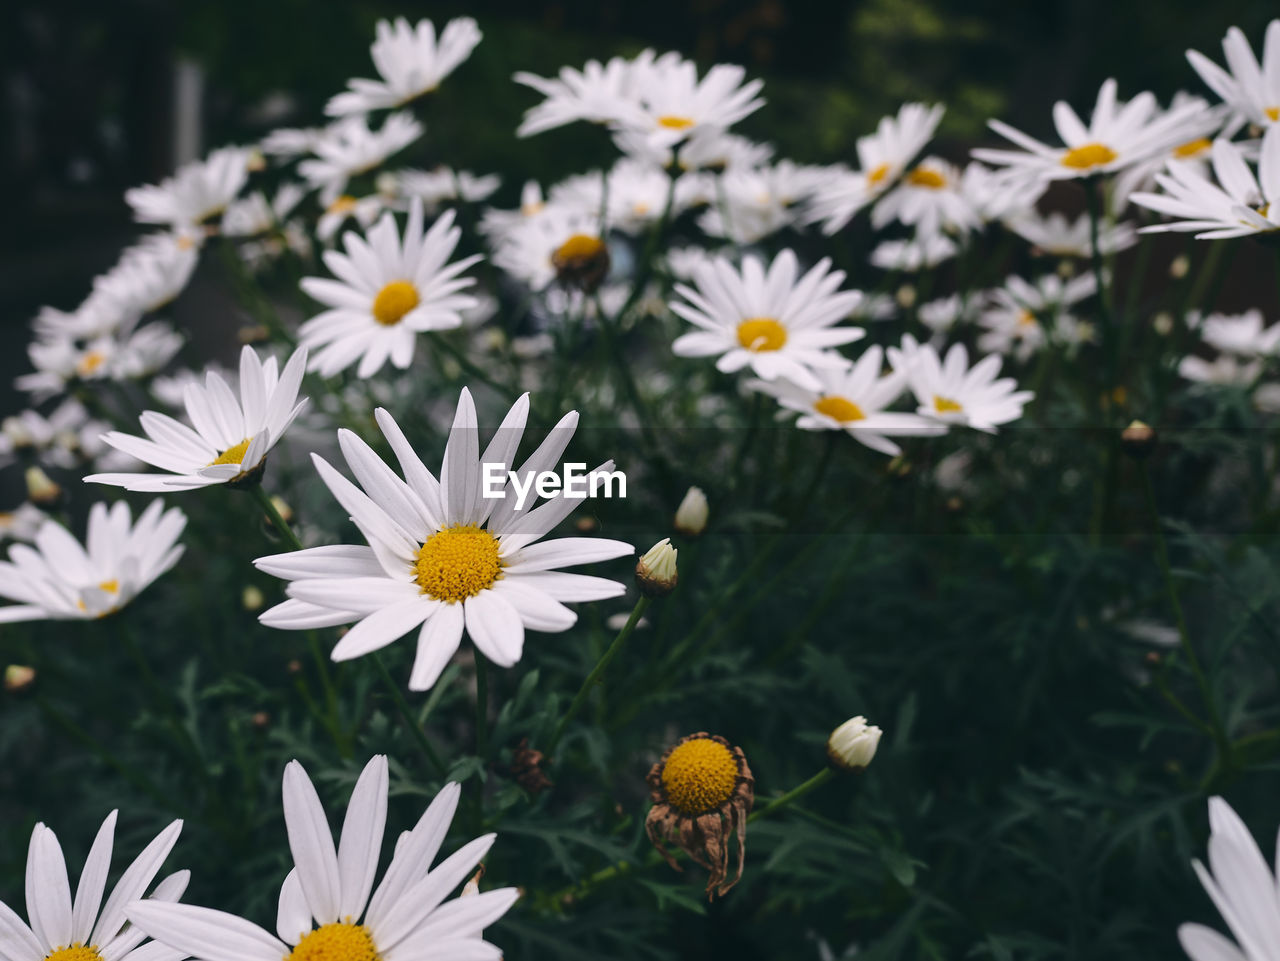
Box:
1180;353;1261;385
973;79;1210;181
18;324;183;402
748;345;945;456
396;167;501;213
0;502;47;543
1111;94;1230;206
326;17;481;116
869;234;958;272
1187;21;1280;130
670;249;865;391
299;199;480;378
254;390;633;689
959;161;1046;223
698;161;832;243
978;272;1098;362
3;813;187;961
129;755;517;961
85;345;308;492
1177;796;1280;961
299;113;423;206
550;160;700;235
125;146;252;228
490;203;607;291
889;334;1033;432
1131;126;1280;238
0;500;186;622
872;155;980;237
807;103;945;233
1006;210;1138;257
514;51;667;137
918;294;973;339
1198;309;1280;356
223;184;306;238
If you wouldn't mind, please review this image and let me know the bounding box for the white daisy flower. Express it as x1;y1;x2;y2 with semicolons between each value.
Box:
918;294;973;338
326;17;482;116
1198;309;1280;356
223;184;306;237
869;234;958;272
807;103;944;233
1131;126;1280;239
612;124;774;173
477;181;548;239
977;272;1098;362
17;325;184;402
888;334;1033;432
1187;21;1280;130
514;51;668;137
3;812;187;961
0;502;47;543
299;199;480;378
698;161;832;244
1111;94;1231;207
1006;210;1138;257
958;161;1046;223
1180;353;1261;385
1177;796;1280;961
261;127;327;158
670;249;866;391
490;203;608;292
747;346;946;456
396;168;501;213
550;160;700;235
254;390;634;689
299;113;423;206
128;756;517;961
871;155;981;237
84;345;308;492
1;400;92;469
125;146;252;228
0;500;186;622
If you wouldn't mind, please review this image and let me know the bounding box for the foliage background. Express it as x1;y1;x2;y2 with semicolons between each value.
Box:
4;1;1280;959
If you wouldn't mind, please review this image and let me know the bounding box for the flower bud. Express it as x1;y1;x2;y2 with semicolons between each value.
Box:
270;495;293;523
4;665;36;693
636;537;678;597
25;467;62;507
827;715;882;772
1169;254;1190;279
674;486;708;536
242;585;265;611
1121;420;1156;459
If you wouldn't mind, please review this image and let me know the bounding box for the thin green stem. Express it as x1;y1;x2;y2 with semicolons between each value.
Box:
372;652;445;774
474;650;490;758
747;767;836;824
249;484;303;550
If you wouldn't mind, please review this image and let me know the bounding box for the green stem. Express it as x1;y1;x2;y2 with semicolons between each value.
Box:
372;652;445;774
474;650;490;757
249;484;303;550
548;596;651;753
747;767;836;824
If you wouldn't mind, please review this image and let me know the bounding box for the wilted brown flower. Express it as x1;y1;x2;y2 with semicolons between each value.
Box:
645;732;754;899
509;737;552;795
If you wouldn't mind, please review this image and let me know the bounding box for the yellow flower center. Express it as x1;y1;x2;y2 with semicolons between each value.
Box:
866;162;892;185
74;580;120;615
656;115;695;130
327;195;359;215
813;395;866;423
933;395;964;414
1173;138;1212;159
553;234;606;264
414;525;503;603
736;318;788;353
99;579;120;594
904;166;947;189
1060;143;1118;170
209;437;252;467
45;946;102;961
1267;107;1280;122
632;201;651;216
1017;310;1038;328
286;923;379;961
661;738;739;815
77;351;107;378
371;281;420;326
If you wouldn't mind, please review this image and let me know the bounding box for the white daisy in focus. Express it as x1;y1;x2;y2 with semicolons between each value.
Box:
747;346;946;455
1131;126;1280;239
973;79;1210;181
807;103;944;233
1006;209;1138;257
670;249;865;391
125;146;252;228
128;756;517;961
1176;796;1280;961
299;199;480;378
326;17;482;116
889;334;1033;432
1198;309;1280;356
84;345;308;492
872;156;980;237
2;812;187;961
0;500;186;622
869;234;958;272
253;390;634;689
1186;21;1280;130
299;113;423;206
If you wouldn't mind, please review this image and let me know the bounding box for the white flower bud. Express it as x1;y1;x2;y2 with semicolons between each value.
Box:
827;716;882;772
674;486;708;536
25;467;62;507
636;537;678;597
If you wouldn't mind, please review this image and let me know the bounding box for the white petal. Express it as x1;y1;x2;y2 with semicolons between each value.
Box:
337;756;389;921
275;870;311;946
124;902;286;961
71;811;117;945
282;760;342;925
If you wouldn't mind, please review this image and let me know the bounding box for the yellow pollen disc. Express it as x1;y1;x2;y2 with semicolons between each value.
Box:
327;195;359;215
1258;203;1272;220
287;923;379;961
661;738;738;815
867;162;892;185
1173;138;1211;158
1060;142;1118;170
933;395;964;414
1267;107;1280;122
656;115;695;130
632;201;651;216
209;437;252;467
553;234;606;263
1017;310;1038;328
176;234;197;251
371;281;420;326
736;318;788;353
414;525;503;603
77;351;107;377
99;579;120;594
813;395;866;423
45;946;103;961
905;167;947;189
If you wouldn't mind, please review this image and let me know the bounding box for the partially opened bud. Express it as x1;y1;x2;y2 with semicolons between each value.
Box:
674;486;708;536
25;467;62;507
1121;420;1156;459
636;538;678;597
827;716;882;772
4;665;36;693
